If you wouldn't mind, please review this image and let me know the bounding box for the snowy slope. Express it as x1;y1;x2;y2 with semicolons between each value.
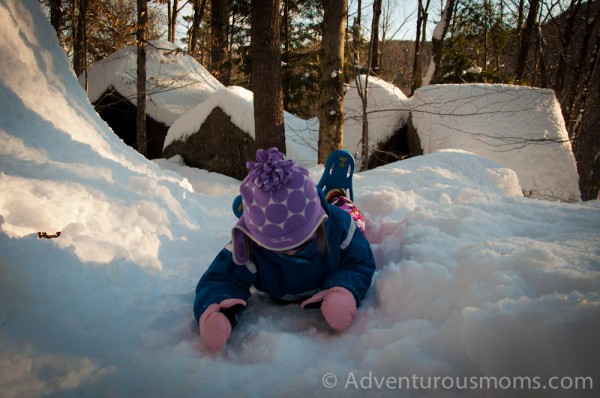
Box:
1;1;600;398
83;39;223;126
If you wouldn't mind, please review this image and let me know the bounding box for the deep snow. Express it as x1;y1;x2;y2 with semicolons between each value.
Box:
1;1;599;398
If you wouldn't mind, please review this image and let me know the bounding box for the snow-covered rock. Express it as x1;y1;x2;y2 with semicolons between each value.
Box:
83;40;223;126
409;84;580;202
344;78;581;202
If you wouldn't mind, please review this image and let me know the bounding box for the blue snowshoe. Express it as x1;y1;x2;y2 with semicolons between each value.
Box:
317;149;355;201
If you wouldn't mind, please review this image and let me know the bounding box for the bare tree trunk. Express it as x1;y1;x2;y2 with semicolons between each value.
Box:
318;0;347;163
370;0;382;73
282;0;291;110
226;3;236;87
536;25;548;88
571;32;600;200
411;0;429;93
355;0;384;170
428;0;455;85
190;0;207;55
211;0;229;84
515;0;540;83
137;0;148;157
555;0;583;97
351;0;361;64
169;0;178;42
251;0;286;152
566;2;600;133
50;0;63;40
73;0;89;78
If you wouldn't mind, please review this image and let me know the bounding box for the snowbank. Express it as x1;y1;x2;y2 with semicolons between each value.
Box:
1;1;599;397
0;0;199;272
82;40;223;125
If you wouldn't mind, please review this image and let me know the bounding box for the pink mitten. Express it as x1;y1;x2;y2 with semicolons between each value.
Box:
301;287;357;331
199;298;246;351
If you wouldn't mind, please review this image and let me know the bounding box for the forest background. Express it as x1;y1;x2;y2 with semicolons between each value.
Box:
40;0;599;200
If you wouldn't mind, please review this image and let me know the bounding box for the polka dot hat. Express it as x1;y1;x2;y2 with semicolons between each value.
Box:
231;148;328;264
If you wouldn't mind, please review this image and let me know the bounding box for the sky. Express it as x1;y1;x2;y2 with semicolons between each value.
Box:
349;0;422;40
1;0;599;397
169;0;425;46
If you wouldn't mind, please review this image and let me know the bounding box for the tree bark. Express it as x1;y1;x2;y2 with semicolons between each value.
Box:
282;0;291;110
317;0;347;164
555;0;583;97
136;0;148;157
73;0;90;78
428;0;455;85
211;0;230;84
566;2;600;135
50;0;63;40
370;0;382;72
411;0;428;94
515;0;540;83
351;0;361;64
190;0;207;55
169;0;178;42
571;32;600;200
251;0;286;152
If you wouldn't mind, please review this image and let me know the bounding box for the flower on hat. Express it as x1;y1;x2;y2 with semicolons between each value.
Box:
246;148;294;192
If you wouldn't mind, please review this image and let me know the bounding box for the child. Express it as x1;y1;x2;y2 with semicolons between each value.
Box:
194;148;376;350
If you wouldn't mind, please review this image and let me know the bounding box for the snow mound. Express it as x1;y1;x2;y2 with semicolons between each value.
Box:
83;40;223;125
0;0;201;271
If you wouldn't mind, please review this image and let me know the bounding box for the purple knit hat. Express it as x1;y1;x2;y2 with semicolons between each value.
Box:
231;148;328;264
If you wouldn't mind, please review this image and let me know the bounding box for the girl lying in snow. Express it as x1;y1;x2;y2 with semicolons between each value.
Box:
193;148;376;351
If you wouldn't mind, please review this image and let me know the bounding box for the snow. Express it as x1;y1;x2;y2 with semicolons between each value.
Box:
82;39;223;126
464;66;483;74
431;4;450;42
1;1;599;397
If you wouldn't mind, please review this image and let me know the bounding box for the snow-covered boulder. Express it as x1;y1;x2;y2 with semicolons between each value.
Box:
345;79;580;202
409;84;581;202
344;75;411;165
82;40;223;158
163;86;257;179
164;86;319;178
